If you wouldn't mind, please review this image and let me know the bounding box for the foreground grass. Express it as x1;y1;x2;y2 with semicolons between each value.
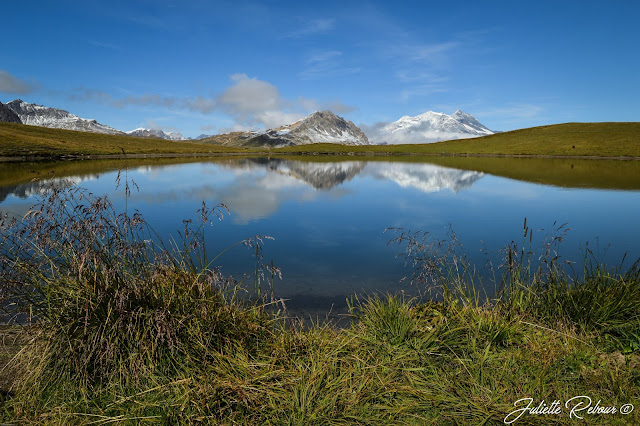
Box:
1;185;639;424
3;287;639;424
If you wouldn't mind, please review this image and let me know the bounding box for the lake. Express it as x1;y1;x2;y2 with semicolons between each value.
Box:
1;156;639;321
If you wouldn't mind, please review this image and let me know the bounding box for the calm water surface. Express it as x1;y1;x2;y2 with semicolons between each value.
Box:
1;157;639;319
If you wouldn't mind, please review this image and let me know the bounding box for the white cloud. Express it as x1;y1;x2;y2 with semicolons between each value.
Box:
216;73;356;129
295;96;356;115
217;74;281;117
70;74;356;132
256;110;305;129
0;70;35;94
71;88;216;114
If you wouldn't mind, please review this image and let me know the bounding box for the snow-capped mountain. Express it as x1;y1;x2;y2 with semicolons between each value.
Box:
5;99;124;135
208;111;370;148
369;110;494;144
126;128;184;141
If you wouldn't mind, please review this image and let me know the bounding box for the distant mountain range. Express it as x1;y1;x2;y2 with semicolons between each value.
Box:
4;99;123;135
0;100;186;141
0;99;495;146
368;110;494;144
125;128;184;141
205;110;370;147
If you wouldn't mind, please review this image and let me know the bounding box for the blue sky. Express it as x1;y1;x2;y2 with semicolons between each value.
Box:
1;0;639;138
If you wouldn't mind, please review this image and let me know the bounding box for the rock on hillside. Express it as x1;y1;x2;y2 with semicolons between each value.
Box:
0;102;22;123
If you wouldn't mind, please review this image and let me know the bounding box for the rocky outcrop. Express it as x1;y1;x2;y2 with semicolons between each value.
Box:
0;102;22;123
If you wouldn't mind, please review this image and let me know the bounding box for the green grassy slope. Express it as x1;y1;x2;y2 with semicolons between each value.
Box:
0;122;248;156
274;122;640;157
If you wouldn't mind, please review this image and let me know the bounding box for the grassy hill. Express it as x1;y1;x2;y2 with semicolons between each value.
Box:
1;121;639;159
0;122;248;157
273;122;640;157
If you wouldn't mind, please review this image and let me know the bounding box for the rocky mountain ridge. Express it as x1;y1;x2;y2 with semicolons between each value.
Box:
0;101;22;123
1;99;188;141
5;99;124;135
206;111;370;147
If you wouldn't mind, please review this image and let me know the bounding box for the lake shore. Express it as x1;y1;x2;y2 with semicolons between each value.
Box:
1;150;640;164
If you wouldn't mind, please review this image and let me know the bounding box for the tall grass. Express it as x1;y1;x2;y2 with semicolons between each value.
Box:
0;178;282;418
0;182;639;423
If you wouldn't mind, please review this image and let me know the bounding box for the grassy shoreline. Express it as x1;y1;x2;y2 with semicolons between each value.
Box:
2;121;639;161
1;184;639;423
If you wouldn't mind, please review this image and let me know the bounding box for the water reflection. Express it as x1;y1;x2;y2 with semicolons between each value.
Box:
1;157;638;321
96;160;484;223
364;163;483;193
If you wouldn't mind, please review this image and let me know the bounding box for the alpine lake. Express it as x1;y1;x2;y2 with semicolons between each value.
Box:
1;155;639;322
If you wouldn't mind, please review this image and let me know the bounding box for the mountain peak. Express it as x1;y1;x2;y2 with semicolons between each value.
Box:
374;110;493;144
209;110;369;148
283;110;369;145
307;110;336;118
